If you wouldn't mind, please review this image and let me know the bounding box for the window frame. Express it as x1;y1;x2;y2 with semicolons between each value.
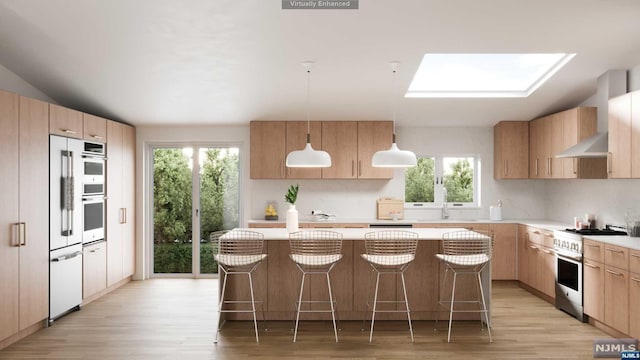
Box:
404;154;481;209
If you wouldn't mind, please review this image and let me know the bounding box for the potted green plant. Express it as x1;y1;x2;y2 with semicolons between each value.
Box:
285;184;299;232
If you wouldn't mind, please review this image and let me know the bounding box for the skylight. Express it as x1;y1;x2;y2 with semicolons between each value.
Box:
405;53;575;98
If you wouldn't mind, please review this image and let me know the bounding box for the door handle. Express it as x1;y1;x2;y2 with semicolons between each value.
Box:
358;160;362;177
606;269;623;276
605;247;624;253
351;160;355;177
62;128;77;134
583;262;599;269
51;251;82;262
19;222;26;246
504;160;508;176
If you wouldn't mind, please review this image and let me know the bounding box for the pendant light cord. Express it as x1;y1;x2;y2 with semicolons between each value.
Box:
306;66;311;138
392;67;397;141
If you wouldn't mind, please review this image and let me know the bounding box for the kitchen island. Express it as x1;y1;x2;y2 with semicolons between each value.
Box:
220;228;491;322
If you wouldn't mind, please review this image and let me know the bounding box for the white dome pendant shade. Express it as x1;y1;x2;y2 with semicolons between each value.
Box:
371;134;417;167
371;62;417;168
285;62;332;168
286;134;332;167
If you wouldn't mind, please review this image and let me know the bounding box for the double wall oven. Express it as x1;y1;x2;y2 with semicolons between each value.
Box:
82;141;106;244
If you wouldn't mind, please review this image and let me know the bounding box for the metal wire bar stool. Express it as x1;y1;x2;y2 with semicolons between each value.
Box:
434;230;494;343
214;229;267;343
289;230;343;342
361;230;419;343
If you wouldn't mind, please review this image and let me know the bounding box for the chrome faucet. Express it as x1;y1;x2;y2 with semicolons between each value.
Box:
442;188;449;220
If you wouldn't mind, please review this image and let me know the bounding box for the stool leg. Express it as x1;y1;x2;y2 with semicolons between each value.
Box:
248;272;259;343
361;268;375;332
369;271;381;342
435;266;449;332
326;272;338;342
477;272;492;343
215;267;228;343
400;272;414;343
293;272;306;342
447;271;457;343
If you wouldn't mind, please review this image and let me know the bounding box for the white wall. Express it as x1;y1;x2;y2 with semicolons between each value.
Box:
0;62;55;102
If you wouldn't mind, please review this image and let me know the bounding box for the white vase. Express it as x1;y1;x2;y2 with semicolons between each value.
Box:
286;204;299;233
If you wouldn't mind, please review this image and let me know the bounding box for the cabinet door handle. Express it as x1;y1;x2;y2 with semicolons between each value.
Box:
572;158;577;175
528;245;538;250
606;269;623;276
504;160;508;176
358;160;362;177
12;223;21;247
585;243;600;248
123;208;127;224
19;222;26;246
351;160;355;177
584;263;599;269
533;231;541;235
542;249;553;255
90;247;101;253
605;247;624;253
62;128;77;134
535;158;538;176
631;277;640;283
548;157;552;176
607;152;612;174
631;253;640;258
119;208;125;224
90;134;104;140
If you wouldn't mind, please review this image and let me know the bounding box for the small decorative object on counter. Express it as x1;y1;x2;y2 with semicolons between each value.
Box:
285;184;299;233
376;197;404;220
585;213;597;229
265;201;278;221
490;200;503;221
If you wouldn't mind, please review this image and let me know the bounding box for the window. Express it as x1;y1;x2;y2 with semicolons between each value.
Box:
405;156;480;208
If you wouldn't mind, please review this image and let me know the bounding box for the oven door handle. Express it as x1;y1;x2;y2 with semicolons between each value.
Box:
554;249;582;262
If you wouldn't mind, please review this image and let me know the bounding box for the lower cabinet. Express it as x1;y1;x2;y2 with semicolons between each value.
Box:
83;241;107;299
517;225;529;285
583;258;605;321
520;226;555;299
489;223;517;280
630;272;640;339
604;265;629;334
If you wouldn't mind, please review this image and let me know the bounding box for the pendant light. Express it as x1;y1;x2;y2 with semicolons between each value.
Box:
285;62;332;168
371;62;417;168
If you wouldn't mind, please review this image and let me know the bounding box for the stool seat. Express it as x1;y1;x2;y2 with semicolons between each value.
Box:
361;253;414;266
215;254;267;267
434;253;489;266
290;254;342;266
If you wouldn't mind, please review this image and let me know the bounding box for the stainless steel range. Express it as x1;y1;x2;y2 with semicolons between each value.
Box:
553;227;627;322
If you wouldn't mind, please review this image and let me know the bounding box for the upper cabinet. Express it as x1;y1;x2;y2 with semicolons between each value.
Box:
250;120;393;180
494;121;529;179
357;121;393;179
250;121;286;179
83;113;107;142
607;91;640;179
528;106;605;179
49;104;83;139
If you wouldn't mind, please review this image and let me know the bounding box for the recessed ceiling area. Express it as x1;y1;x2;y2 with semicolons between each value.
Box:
406;53;576;98
0;0;640;127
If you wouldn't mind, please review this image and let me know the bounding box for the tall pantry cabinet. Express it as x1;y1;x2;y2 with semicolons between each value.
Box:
0;91;49;342
106;121;136;286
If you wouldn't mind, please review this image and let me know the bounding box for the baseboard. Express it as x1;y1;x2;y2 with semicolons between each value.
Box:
82;276;132;306
517;281;555;305
0;321;45;351
588;317;630;338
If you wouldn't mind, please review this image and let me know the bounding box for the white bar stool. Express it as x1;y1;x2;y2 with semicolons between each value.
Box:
362;230;419;342
289;230;343;342
214;230;267;343
435;230;494;343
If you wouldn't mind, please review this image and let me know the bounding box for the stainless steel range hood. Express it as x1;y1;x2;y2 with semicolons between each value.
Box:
555;132;608;158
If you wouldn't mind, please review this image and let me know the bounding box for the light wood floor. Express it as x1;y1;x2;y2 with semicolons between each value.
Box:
0;280;609;359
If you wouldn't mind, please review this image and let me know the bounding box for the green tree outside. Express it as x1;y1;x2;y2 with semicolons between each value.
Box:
405;157;435;202
444;158;474;203
405;157;473;203
153;148;239;274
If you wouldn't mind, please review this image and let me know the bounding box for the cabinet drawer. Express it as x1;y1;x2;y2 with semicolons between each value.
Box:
583;239;604;262
631;250;640;274
604;244;629;270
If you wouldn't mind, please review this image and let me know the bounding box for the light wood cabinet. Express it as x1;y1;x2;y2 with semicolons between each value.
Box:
608;93;632;178
83;241;107;299
583;239;604;262
83;113;107;142
285;121;322;179
521;226;554;298
529;106;604;179
633;92;640;178
106;121;136;286
604;244;629;268
494;121;529;179
517;224;529;285
0;92;49;342
49;103;83;139
631;249;640;274
583;257;605;321
250;120;393;179
321;121;358;179
489;223;517;280
630;272;640;339
357;121;393;179
604;264;629;334
250;121;286;179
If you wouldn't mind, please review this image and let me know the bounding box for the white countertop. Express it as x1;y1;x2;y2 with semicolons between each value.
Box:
583;235;640;250
228;227;476;240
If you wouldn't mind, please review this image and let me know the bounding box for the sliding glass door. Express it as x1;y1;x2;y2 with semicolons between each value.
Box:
152;145;239;277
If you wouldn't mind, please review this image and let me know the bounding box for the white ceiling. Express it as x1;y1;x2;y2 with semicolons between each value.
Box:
1;0;640;127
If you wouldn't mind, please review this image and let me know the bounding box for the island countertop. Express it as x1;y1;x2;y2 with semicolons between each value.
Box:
226;227;473;240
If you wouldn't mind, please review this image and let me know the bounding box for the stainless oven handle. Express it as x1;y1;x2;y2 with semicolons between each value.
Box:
553;249;582;262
